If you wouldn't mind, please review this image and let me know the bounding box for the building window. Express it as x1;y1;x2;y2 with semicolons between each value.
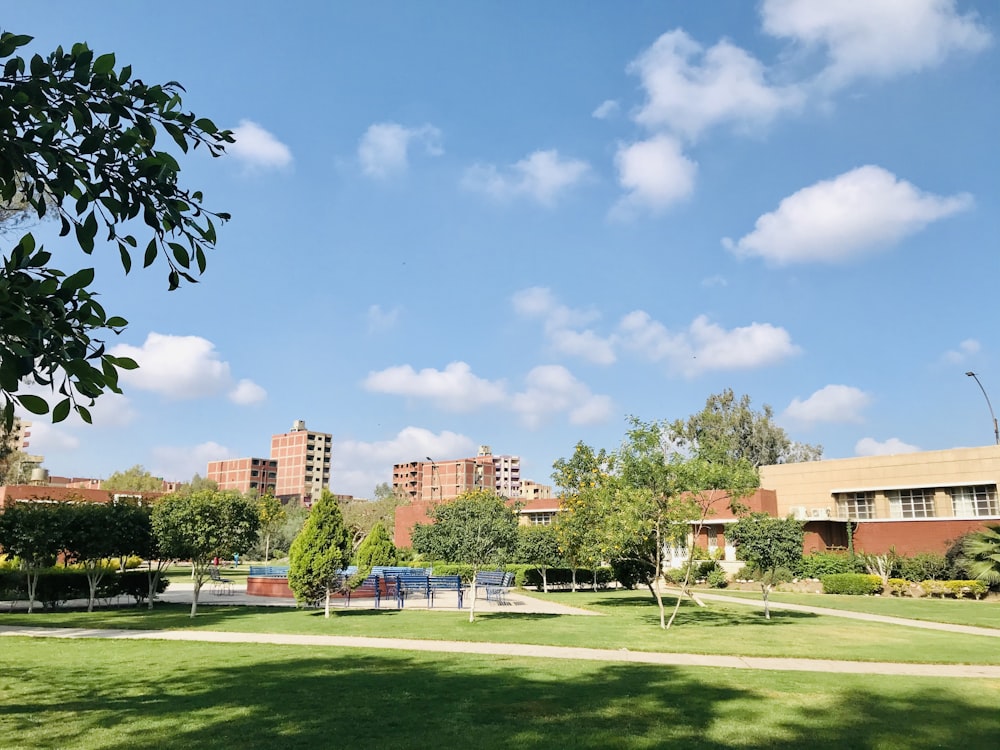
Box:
951;485;999;517
888;488;935;518
528;512;554;526
836;492;875;520
707;527;718;552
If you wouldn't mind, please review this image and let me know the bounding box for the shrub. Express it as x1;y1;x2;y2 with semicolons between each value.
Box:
821;573;883;595
922;579;989;599
523;566;611;589
611;558;648;590
797;552;860;578
899;552;948;582
696;560;720;579
886;578;911;597
706;568;728;588
735;565;758;581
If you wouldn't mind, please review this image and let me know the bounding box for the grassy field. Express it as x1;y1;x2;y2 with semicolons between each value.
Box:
2;636;998;750
4;589;999;665
692;588;1000;629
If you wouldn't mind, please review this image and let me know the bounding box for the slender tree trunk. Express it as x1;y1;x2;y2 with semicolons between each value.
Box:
571;567;578;592
264;533;270;563
26;568;38;614
541;566;548;593
468;570;478;623
324;586;331;618
190;578;201;618
761;581;772;620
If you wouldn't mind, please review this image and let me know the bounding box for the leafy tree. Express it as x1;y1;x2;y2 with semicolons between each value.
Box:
516;524;562;593
176;473;219;495
0;500;67;612
102;464;163;492
354;521;397;572
151;490;259;617
411;488;519;622
108;499;167;609
726;513;804;619
288;489;352;618
551;441;611;591
256;493;285;563
963;524;1000;588
0;32;231;426
63;502;119;611
340;483;402;551
668;389;822;467
0;447;34;484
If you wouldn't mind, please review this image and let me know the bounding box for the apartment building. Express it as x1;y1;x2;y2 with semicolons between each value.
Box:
483;447;521;498
206;457;277;497
270;420;331;507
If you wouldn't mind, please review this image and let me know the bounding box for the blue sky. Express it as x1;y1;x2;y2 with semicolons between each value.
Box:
5;1;999;497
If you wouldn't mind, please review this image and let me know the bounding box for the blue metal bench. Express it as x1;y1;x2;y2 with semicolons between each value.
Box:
344;574;398;608
474;571;514;605
428;575;464;609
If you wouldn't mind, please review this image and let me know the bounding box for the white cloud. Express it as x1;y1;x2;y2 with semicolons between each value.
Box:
611;136;697;218
332;426;476;498
151;441;232;483
512;287;613;364
784;385;872;424
367;304;400;333
617;311;799;376
592;99;620;119
510;365;614;429
228;120;293;169
942;338;981;364
462;150;590;205
362;362;506;412
724;165;973;264
701;275;728;288
855;437;920;456
14;381;137;431
112;333;265;403
19;420;80;453
228;379;267;405
629;29;803;139
358;122;443;179
761;0;991;89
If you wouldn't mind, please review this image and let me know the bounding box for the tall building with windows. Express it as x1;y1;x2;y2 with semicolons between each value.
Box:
206;457;277;497
482;446;521;498
270;420;331;507
393;450;502;503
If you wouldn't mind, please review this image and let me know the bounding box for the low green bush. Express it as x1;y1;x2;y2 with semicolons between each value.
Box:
820;573;883;595
0;569;170;608
886;578;911;597
735;565;758;581
921;579;989;600
706;569;728;588
797;552;860;578
900;553;949;582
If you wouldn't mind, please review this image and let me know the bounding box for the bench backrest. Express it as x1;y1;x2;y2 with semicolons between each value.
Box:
428;575;462;589
372;566;432;577
474;571;509;586
248;565;290;578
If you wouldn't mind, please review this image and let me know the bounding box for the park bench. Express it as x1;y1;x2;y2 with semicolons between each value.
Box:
344;574;398;609
474;571;514;605
209;566;234;595
248;565;289;578
427;575;464;609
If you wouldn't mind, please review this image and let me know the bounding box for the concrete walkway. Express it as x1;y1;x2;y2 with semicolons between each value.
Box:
2;624;999;679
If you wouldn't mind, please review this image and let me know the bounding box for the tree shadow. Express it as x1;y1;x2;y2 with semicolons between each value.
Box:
3;638;997;749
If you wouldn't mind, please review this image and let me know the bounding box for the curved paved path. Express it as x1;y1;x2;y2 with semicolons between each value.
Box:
3;625;998;679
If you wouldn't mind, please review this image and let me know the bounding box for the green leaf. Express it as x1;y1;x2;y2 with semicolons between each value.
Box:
75;404;93;424
143;239;157;268
106;317;129;328
62;267;95;291
119;244;132;273
0;33;33;58
92;52;115;75
110;356;139;370
52;398;72;423
17;394;50;415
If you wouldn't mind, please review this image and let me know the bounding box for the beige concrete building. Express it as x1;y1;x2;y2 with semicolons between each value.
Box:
759;445;1000;554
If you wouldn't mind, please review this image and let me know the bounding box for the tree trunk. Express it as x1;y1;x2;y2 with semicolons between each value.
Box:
264;533;270;563
190;578;201;618
541;566;548;593
26;569;38;614
761;581;772;620
468;570;478;623
324;586;331;618
650;578;667;629
571;567;578;592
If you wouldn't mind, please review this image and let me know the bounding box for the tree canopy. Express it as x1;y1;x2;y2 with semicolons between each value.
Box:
0;32;231;426
668;389;822;467
102;464;163;492
726;513;804;619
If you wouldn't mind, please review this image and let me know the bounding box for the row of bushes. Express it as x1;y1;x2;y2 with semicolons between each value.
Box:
794;550;966;582
819;573;989;599
0;569;169;609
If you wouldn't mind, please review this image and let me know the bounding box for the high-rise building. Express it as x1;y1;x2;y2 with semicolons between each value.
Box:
481;446;521;498
206;457;277;497
393;449;501;503
270;420;331;506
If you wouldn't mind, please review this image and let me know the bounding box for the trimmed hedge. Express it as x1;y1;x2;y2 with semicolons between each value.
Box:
0;569;169;609
796;552;861;578
820;573;883;595
921;579;989;600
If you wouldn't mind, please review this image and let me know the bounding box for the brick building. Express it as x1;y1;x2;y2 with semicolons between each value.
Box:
206;457;278;497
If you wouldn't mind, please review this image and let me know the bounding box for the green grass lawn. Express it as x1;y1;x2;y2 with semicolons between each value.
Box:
695;588;1000;629
4;589;999;665
2;636;997;750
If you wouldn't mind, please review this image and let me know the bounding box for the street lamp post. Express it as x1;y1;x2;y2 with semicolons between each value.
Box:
425;456;438;502
965;371;1000;445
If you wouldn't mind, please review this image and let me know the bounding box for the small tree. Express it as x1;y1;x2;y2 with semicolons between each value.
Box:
516;524;562;593
411;488;519;622
727;513;804;619
354;521;397;572
0;501;66;612
103;465;163;492
63;502;117;612
288;490;352;618
257;493;285;563
151;490;259;617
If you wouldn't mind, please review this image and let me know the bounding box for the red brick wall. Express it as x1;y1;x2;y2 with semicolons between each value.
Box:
852;519;993;556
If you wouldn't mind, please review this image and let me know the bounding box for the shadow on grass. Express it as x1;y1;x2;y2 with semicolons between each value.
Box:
2;638;997;750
